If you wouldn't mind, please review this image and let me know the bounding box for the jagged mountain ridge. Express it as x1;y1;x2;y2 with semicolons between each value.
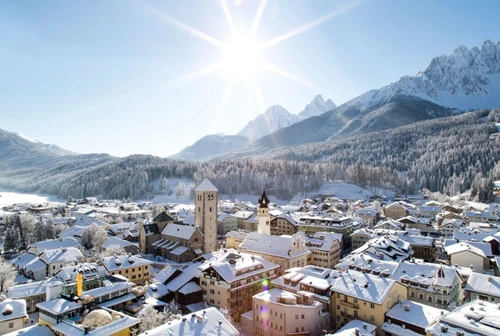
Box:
237;94;335;140
226;40;500;157
349;40;500;111
169;134;251;161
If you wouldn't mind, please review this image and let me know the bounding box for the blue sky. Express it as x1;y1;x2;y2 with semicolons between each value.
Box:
1;0;499;157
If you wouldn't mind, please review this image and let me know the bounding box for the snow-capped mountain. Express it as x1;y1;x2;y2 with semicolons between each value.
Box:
298;94;336;120
237;105;299;140
0;128;76;161
225;40;500;157
237;95;335;140
169;134;251;161
350;40;500;111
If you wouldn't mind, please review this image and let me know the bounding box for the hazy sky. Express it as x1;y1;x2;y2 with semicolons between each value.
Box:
1;0;499;157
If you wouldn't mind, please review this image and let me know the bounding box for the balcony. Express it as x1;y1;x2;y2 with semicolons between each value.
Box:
340;300;359;309
340;311;356;319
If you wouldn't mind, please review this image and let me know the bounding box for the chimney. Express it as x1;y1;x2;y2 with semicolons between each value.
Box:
45;283;63;302
404;304;410;311
354;328;360;336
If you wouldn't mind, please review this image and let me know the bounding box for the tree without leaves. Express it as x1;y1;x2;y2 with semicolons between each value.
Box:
0;258;16;293
138;302;181;333
81;224;108;252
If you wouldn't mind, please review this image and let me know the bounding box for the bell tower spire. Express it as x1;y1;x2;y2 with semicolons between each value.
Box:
257;188;271;235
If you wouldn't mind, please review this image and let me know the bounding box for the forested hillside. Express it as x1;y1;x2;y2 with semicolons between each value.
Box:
1;110;499;202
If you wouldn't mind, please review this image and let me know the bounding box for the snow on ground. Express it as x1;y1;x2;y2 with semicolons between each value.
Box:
2;181;394;209
464;201;490;211
0;189;64;207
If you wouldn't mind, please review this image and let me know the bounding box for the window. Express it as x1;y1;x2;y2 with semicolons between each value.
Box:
210;289;215;294
354;310;358;317
370;303;375;309
9;322;14;329
301;314;305;319
370;315;375;322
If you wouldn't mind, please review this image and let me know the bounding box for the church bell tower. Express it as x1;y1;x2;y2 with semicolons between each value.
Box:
257;188;271;235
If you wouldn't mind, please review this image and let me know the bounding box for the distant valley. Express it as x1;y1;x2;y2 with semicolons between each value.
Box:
1;41;500;202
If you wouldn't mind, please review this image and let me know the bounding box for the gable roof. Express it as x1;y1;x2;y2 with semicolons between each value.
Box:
195;179;218;191
139;307;238;336
153;211;174;223
161;223;199;240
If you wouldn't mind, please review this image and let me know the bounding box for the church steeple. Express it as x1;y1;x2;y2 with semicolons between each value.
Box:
258;188;270;208
257;188;271;235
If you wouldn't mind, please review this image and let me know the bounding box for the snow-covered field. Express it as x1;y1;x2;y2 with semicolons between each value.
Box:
1;181;394;208
0;189;63;206
150;181;395;206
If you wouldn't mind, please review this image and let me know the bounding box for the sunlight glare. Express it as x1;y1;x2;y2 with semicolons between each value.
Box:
223;34;262;80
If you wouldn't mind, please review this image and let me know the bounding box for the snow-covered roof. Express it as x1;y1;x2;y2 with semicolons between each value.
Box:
254;288;321;309
426;300;500;336
29;237;80;252
232;211;254;219
445;242;486;258
40;247;84;264
82;281;133;299
170;246;189;255
443;239;492;256
164;262;202;293
330;272;398;305
37;298;82;315
239;232;310;259
334;319;377;336
385;299;446;327
465;272;500;298
225;231;249;239
55;263;106;283
8;278;63;299
3;325;55;336
0;299;28;322
271;265;340;301
104;237;138;250
349;235;412;262
12;252;38;269
154;266;180;284
199;249;279;284
195;179;218;191
161;223;198;240
101;255;152;271
138;307;238;336
178;282;202;295
217;213;234;221
23;257;47;272
58;225;85;238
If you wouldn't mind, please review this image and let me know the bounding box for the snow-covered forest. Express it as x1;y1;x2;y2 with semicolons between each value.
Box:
0;110;498;202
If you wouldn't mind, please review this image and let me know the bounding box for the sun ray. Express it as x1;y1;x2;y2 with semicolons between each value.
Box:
212;80;236;126
250;75;266;112
220;0;238;36
167;62;225;85
141;3;226;49
260;61;325;92
250;0;268;36
261;0;363;49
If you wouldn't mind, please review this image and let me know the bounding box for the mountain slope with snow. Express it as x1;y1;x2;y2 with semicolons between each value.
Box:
237;105;299;140
298;94;336;120
0;128;77;165
169;134;251;161
237;95;336;140
349;40;500;111
225;40;500;157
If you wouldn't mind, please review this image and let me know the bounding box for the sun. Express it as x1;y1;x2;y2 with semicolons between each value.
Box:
223;33;262;80
142;0;364;113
